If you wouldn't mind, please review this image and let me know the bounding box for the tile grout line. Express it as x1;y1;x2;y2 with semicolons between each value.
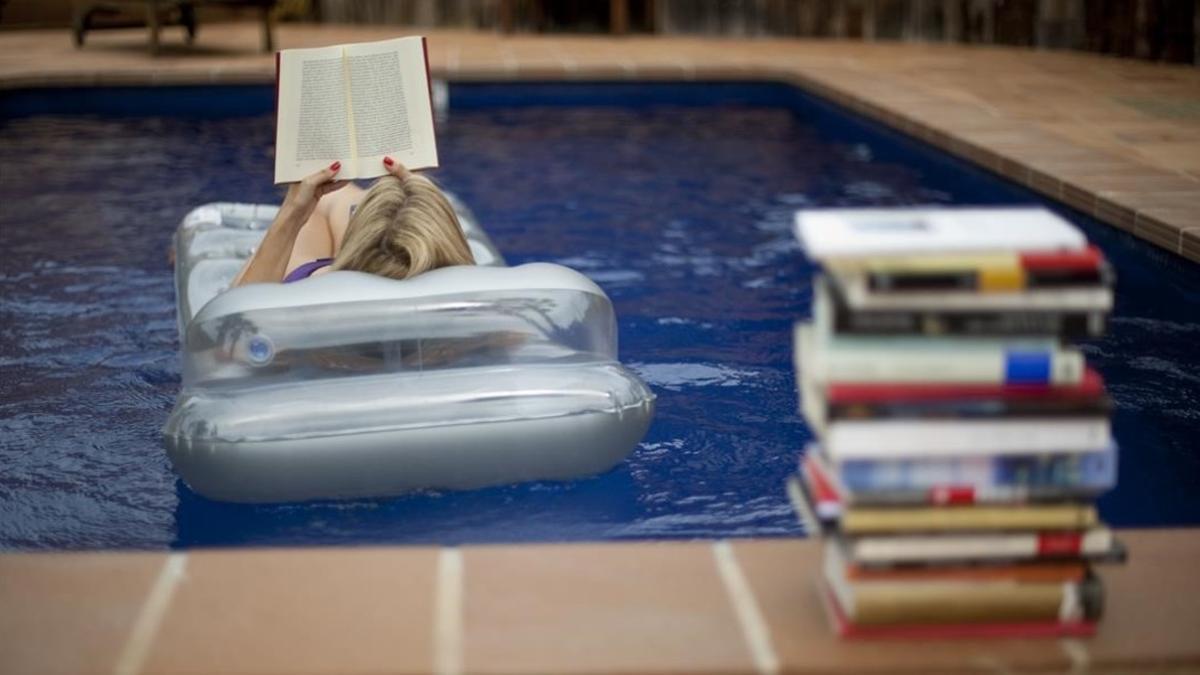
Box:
712;541;780;675
434;547;464;675
112;553;187;675
1060;637;1091;674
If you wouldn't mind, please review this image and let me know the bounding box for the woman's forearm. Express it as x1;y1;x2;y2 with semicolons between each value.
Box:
229;163;345;288
230;205;308;287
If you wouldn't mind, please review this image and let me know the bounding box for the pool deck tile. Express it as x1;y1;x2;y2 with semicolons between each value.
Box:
1087;529;1200;669
462;541;756;674
140;547;440;675
0;552;166;675
1182;228;1200;260
2;531;1200;673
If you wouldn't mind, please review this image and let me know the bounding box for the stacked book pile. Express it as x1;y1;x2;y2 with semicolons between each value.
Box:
789;207;1125;639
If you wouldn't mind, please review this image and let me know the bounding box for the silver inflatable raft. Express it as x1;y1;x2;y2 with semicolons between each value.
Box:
164;200;655;503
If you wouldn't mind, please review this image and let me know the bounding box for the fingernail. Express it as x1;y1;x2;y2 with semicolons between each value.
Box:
330;161;341;171
383;156;394;167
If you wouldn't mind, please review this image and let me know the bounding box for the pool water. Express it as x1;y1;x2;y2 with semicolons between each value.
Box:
2;82;1198;550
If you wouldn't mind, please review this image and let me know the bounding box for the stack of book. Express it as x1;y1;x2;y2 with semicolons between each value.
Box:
788;207;1125;639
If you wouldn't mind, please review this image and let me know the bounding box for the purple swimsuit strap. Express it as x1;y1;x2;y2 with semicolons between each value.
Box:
282;258;334;284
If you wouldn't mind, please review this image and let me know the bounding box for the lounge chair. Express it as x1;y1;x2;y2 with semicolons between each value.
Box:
71;0;276;55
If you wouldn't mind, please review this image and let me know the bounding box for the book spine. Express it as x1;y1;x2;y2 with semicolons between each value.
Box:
832;305;1107;338
1019;246;1104;271
826;369;1104;402
867;267;1105;293
827;393;1111;421
839;504;1098;534
846;529;1113;565
820;583;1098;640
848;577;1102;625
822;346;1084;385
801;457;843;521
825;271;1108;338
847;561;1088;584
825;418;1111;459
835;446;1117;495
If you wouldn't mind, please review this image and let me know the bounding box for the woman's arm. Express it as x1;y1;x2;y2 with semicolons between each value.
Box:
231;162;348;287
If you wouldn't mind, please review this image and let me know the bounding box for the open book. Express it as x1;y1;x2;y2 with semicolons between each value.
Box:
274;36;437;184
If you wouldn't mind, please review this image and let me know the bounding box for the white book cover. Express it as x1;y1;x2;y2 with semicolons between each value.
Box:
847;529;1113;565
825;418;1111;460
795;207;1087;260
275;36;437;183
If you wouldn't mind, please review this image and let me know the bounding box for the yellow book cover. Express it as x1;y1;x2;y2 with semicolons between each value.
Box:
840;503;1098;534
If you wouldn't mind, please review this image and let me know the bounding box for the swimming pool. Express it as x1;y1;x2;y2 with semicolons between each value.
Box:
1;82;1198;550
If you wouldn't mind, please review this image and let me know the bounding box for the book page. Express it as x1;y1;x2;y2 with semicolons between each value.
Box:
275;44;352;183
345;37;438;178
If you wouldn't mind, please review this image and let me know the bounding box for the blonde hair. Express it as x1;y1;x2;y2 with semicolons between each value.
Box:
332;174;474;279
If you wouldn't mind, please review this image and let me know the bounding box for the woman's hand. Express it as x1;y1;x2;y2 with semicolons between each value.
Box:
230;162;347;287
281;162;350;225
382;156;412;180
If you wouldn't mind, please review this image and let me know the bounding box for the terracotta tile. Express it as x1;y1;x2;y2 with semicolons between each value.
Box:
568;63;637;80
1101;192;1200;220
1075;173;1198;195
510;61;570;80
732;539;1073;673
1140;208;1200;235
463;542;754;674
1026;167;1063;200
1059;180;1098;213
1133;214;1185;253
1088;530;1200;668
1181;229;1200;263
995;156;1032;184
142;547;439;675
0;552;166;675
1093;197;1138;232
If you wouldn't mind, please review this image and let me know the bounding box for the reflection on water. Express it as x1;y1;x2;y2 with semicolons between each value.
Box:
2;88;1199;550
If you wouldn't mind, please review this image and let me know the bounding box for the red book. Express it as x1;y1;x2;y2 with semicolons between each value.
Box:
1019;245;1104;272
827;368;1105;404
801;454;842;521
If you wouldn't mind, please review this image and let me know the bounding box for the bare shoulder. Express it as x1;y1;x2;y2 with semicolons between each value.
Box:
320;182;367;251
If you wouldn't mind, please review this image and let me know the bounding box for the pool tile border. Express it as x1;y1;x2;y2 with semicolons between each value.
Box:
3;531;1200;674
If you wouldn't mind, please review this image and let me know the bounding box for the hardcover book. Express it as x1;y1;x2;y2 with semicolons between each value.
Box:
795;207;1087;260
274;36;437;183
823;417;1111;459
831;272;1114;312
802;446;1118;506
822;276;1108;339
787;477;1126;567
822;545;1104;625
844;559;1089;584
808;366;1112;425
838;502;1098;534
835;528;1120;567
826;246;1112;294
819;584;1098;639
797;461;1101;533
794;322;1085;386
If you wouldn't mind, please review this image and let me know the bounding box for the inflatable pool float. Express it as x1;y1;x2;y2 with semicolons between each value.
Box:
163;200;655;503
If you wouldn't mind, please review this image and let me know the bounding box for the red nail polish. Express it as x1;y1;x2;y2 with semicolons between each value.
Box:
330;161;341;171
383;156;394;166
